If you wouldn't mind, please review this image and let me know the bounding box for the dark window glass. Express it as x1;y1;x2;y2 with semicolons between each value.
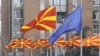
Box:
20;0;23;3
93;0;96;5
15;9;23;18
57;12;67;23
93;11;96;19
94;25;98;29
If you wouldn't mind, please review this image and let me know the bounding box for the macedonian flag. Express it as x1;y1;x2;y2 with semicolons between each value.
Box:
31;38;47;49
20;7;56;33
82;35;100;47
56;37;66;47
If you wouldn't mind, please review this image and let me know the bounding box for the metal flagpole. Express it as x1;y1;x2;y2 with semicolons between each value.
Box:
80;0;83;56
39;0;45;56
49;0;55;56
55;0;59;56
40;0;45;38
40;1;45;37
54;23;59;56
62;47;65;56
80;30;83;56
46;48;48;56
50;47;52;56
49;29;54;56
49;0;52;56
62;34;66;56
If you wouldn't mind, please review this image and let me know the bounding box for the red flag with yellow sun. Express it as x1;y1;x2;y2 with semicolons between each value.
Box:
4;38;33;50
31;38;47;49
20;7;56;33
56;37;66;47
82;35;100;47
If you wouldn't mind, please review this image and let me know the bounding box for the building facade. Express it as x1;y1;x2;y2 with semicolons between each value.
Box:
1;0;100;56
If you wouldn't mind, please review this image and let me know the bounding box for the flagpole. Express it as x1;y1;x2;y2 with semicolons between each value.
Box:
80;0;83;56
46;48;48;56
55;0;59;56
39;0;45;56
31;49;33;56
50;47;52;56
40;0;45;38
80;30;83;56
49;0;57;56
62;47;65;56
49;0;54;56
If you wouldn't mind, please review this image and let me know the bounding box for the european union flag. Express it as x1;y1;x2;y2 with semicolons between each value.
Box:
48;6;82;44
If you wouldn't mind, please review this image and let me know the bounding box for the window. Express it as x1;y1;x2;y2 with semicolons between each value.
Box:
14;0;23;8
49;0;54;6
93;0;96;5
15;9;23;18
49;0;67;22
93;1;100;34
49;0;67;12
57;12;67;22
72;0;77;8
93;20;100;34
55;0;67;12
93;0;99;5
14;0;23;4
93;20;99;25
93;11;97;19
20;0;23;3
93;17;100;34
94;25;99;29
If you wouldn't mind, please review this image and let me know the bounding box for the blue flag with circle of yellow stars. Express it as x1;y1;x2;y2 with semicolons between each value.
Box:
48;5;82;44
